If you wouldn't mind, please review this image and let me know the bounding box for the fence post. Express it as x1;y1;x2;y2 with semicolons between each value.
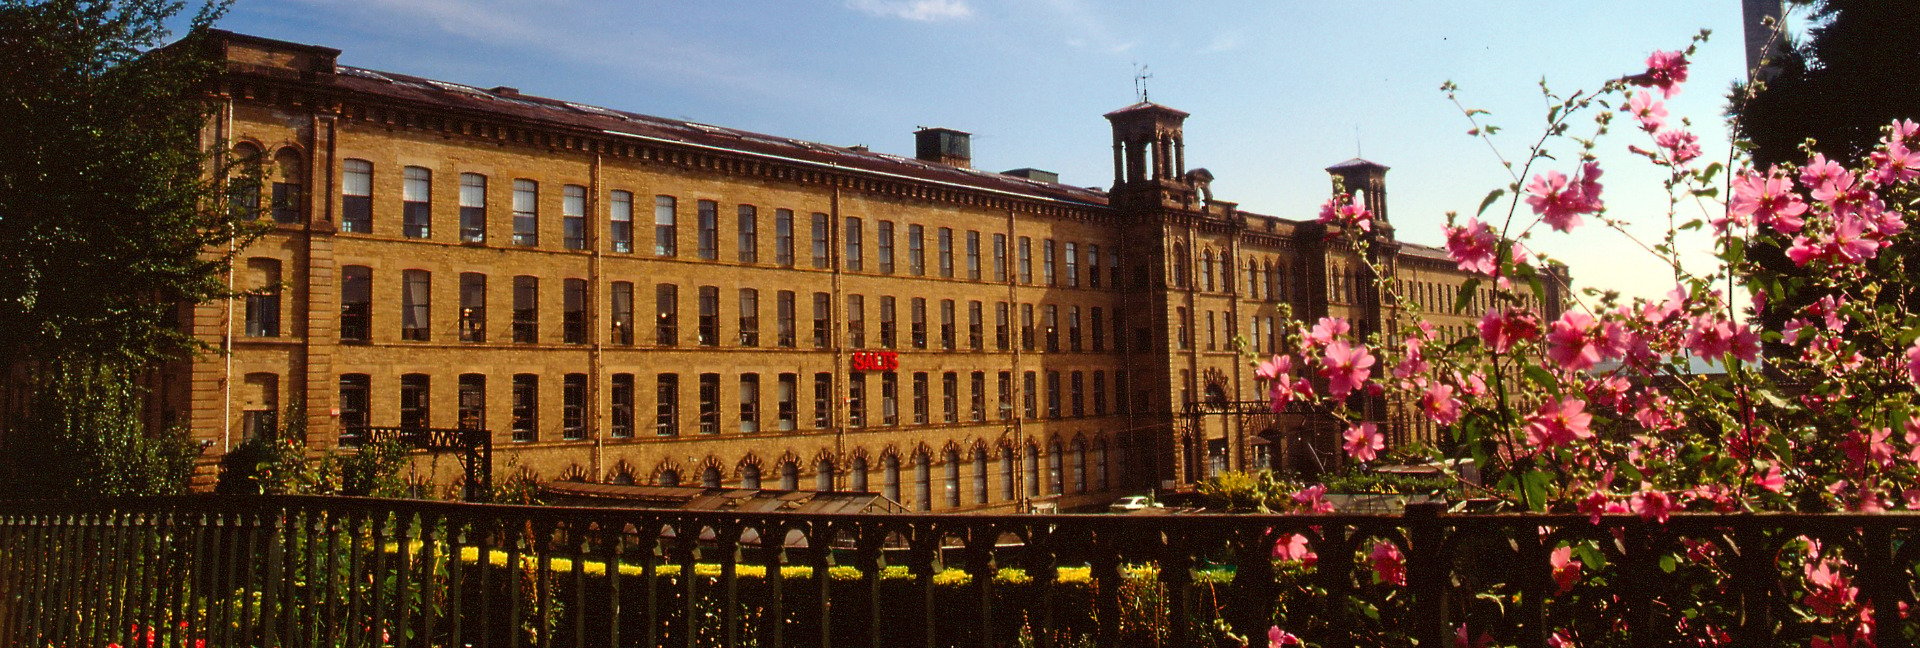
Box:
1404;501;1449;648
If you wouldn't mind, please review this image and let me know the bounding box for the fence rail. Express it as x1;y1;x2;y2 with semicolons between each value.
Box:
3;495;1919;647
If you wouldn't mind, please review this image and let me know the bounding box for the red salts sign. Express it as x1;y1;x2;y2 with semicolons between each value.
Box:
850;351;899;371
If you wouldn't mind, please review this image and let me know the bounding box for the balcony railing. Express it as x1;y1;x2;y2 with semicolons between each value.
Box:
3;495;1918;647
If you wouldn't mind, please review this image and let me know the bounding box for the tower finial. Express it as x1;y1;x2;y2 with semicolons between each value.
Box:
1133;63;1152;103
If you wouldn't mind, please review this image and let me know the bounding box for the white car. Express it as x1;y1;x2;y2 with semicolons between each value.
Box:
1108;495;1165;513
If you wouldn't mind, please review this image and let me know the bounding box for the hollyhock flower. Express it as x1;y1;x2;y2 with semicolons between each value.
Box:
1802;154;1848;189
1525;398;1594;448
1370;540;1407;586
1630;489;1674;523
1479;308;1541;354
1420;381;1462;426
1547;311;1606;371
1272;533;1317;566
1626;90;1666;132
1578;490;1629;525
1318;193;1373;232
1393;339;1429;380
1868;141;1920;185
1255;354;1292;381
1756;464;1785;493
1272;376;1313;410
1307;316;1350;346
1841;428;1896;472
1320;340;1376;399
1908;342;1920;384
1727;167;1808;233
1891;118;1920;147
1292;484;1335;513
1454;626;1493;648
1268;626;1304;647
1445;218;1501;275
1524;163;1605;232
1634;50;1689;98
1343;422;1385;462
1550;546;1581;595
1654;129;1702;166
1548;630;1577;648
1804;560;1858;617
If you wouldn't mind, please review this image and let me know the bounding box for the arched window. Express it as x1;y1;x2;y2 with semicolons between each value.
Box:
1048;440;1065;495
229;143;263;217
1000;450;1016;501
851;455;870;492
1201;250;1215;291
972;448;990;504
883;454;901;503
1024;444;1041;498
1073;439;1088;493
702;465;722;488
1095;440;1110;491
944;448;961;508
658;469;680;487
272;148;304;223
779;460;799;490
913;451;932;511
741;463;762;489
1171;244;1187;287
816;457;835;491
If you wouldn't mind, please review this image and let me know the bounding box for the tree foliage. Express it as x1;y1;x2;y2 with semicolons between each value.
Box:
0;0;253;497
1732;0;1920;167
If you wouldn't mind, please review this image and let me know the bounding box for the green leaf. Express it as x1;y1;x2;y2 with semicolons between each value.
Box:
1522;471;1553;511
1455;278;1481;313
1477;188;1507;217
1659;554;1678;573
1523;365;1558;389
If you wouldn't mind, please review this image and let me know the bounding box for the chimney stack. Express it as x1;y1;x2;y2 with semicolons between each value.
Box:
914;128;971;168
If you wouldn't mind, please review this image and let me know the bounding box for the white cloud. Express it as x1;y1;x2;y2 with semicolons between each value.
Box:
846;0;974;22
1203;31;1242;54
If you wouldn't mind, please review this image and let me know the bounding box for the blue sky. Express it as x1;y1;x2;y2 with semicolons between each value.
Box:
202;1;1779;303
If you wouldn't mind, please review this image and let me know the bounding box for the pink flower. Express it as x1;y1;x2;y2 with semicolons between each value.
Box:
1630;489;1674;523
1479;308;1541;354
1546;311;1606;371
1550;546;1581;595
1803;559;1858;617
1869;141;1920;185
1445;218;1501;275
1524;163;1605;232
1634;50;1689;98
1343;422;1385;463
1525;398;1594;449
1548;630;1577;648
1307;316;1350;346
1684;315;1759;364
1292;484;1335;513
1272;533;1317;566
1320;340;1376;400
1756;464;1785;493
1318;193;1374;232
1420;381;1462;426
1727;167;1808;233
1255;354;1292;381
1907;342;1920;384
1627;90;1666;132
1890;118;1920;147
1370;540;1407;586
1654;129;1702;166
1802;153;1847;189
1268;626;1304;647
1454;626;1493;648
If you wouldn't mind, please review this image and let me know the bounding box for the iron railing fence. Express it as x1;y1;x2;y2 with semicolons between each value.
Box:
3;495;1919;647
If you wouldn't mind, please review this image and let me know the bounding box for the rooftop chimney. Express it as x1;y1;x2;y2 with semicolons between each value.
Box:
914;128;971;168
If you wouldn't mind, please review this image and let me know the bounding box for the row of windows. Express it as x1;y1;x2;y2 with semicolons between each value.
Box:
1395;277;1540;314
326;160;1129;289
1168;244;1294;302
1170;308;1293;354
333;369;1133;442
325;266;1143;352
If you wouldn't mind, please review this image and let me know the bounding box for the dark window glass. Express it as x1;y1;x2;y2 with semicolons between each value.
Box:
881;372;899;426
698;373;720;434
939;299;955;349
460;174;489;244
453;374;485;429
338;374;370;441
401;270;430;341
992;233;1007;282
967;301;983;350
846;295;865;348
562;373;587;440
399;373;430;429
879;296;897;348
844;217;862;271
656;284;678;346
810;212;830;268
737;205;758;262
966;231;981;280
607;189;631;252
776;373;797;431
513;276;538;343
877;221;895;273
907;224;925;275
245;258;281;337
696;199;718;260
562;185;586;250
937;227;953;278
942;372;958;423
563;279;587;344
459;272;486;342
512;374;538;442
813;373;831;429
1017;236;1032;284
341;266;372;342
912;372;929;425
739;374;760;433
777;291;796;347
910;298;927;349
610;373;634;438
341;159;371;233
698;286;719;347
1046;371;1061;418
610;281;634;345
512;179;538;246
1042;239;1056;286
655;374;679;436
654;196;677;257
774;209;794;266
995;302;1009;350
970;371;986;422
812;292;831;348
403;166;431;238
738;289;759;347
847;372;866;428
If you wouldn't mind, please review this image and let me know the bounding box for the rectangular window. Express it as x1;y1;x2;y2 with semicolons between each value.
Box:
1091;307;1105;351
942;372;959;423
512;276;538;343
937;227;954;278
847;294;865;348
877;221;895;273
402;166;431;239
563;278;587;344
847;372;866;428
1069;306;1082;352
610;281;634;345
907;225;925;275
965;231;981;280
994;302;1009;350
1023;371;1038;419
738;289;759;346
1088;245;1101;288
654;195;677;257
656;284;679;346
1042;239;1056;286
338;266;370;341
1046;371;1061;418
400;374;430;429
458;374;485;431
339;374;370;439
563;373;587;440
608;189;632;252
810;212;830;268
910;297;927;349
245;259;281;338
776;291;796;347
1043;305;1059;352
341;159;371;233
512;179;538;246
698;373;720;434
969;372;986;422
1117;370;1130;415
270;165;302;224
967;301;983;350
737;205;758;263
881;372;899;425
1017;236;1032;284
1064;242;1079;287
401;269;430;341
879;296;897;348
812;373;831;429
939;299;956;349
774;209;794;266
459;272;486;342
739;374;760;434
1177;307;1190;349
1207;311;1217;350
696;199;718;260
1021;304;1035;351
776;373;797;431
912;372;929;424
460;173;487;243
512;374;537;442
812;292;832;348
1093;370;1108;415
996;372;1011;421
844;216;863;271
562;185;586;250
611;373;635;438
655;374;678;436
697;286;719;347
1070;371;1084;417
